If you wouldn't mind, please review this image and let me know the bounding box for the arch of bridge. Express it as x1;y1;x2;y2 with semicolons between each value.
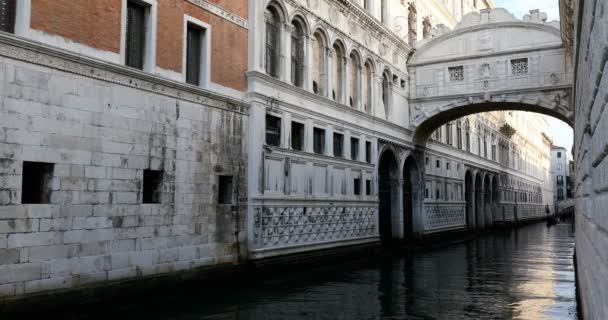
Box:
407;8;574;145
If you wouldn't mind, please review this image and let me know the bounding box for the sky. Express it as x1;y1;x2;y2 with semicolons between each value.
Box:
494;0;573;154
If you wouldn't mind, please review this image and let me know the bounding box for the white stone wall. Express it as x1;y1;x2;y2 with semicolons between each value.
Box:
572;0;608;318
0;37;248;298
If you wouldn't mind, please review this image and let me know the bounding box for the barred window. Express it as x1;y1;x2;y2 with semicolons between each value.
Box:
265;7;280;78
0;0;16;33
125;1;147;70
291;21;305;87
265;115;281;147
449;66;464;81
333;132;344;158
511;58;528;75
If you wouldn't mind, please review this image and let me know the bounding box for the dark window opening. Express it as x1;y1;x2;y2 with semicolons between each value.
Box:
354;178;361;195
125;1;147;70
351;137;359;160
143;169;163;204
349;97;353;108
436;160;440;168
265;7;280;78
0;0;16;33
313;81;319;94
266;114;281;147
313;128;325;154
436;189;440;200
218;175;233;204
332;90;336;101
425;188;429;199
291;121;304;151
365;141;372;163
333;133;344;158
186;23;204;86
21;161;54;204
366;180;371;195
557;152;562;158
291;23;304;87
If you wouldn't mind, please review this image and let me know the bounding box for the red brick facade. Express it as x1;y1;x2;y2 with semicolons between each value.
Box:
30;0;247;92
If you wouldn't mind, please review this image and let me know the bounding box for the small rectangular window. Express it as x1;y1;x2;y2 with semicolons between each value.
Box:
436;160;441;168
351;137;359;161
365;180;371;195
511;58;528;75
186;23;205;86
22;162;54;204
425;188;429;199
313;128;325;154
446;162;451;170
143;169;163;204
448;66;464;81
125;1;147;70
291;121;305;151
266;115;281;147
354;178;361;195
365;141;372;163
557;152;562;158
0;0;16;33
333;133;344;158
218;175;233;204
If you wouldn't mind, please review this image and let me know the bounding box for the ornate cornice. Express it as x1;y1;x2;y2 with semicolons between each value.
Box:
0;33;248;114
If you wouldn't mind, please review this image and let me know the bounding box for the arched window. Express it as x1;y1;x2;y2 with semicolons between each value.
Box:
465;119;471;152
291;20;305;87
363;60;373;113
332;42;344;102
265;6;281;78
348;52;361;108
456;120;463;149
312;31;326;95
382;70;391;118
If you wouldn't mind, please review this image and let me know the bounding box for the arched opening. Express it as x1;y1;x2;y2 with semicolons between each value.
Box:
348;51;360;109
484;174;492;228
332;42;344;102
474;173;484;230
290;18;306;88
378;149;398;244
264;5;282;78
465;170;475;230
403;156;419;238
382;70;391;119
311;31;327;96
362;60;373;114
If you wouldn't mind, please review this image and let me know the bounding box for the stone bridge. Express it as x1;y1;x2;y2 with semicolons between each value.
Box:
408;8;574;145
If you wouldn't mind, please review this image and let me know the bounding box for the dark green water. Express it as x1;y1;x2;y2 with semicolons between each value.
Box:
14;222;578;319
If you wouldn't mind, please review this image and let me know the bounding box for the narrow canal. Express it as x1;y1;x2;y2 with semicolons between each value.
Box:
17;222;578;320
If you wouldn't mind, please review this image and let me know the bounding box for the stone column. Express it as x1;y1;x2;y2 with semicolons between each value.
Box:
340;55;348;105
283;23;293;83
324;47;333;99
392;178;404;240
303;35;311;91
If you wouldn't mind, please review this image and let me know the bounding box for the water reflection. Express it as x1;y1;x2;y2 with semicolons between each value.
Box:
22;223;577;320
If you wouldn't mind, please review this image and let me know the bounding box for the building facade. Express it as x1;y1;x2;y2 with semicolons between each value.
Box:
550;145;572;202
0;0;248;297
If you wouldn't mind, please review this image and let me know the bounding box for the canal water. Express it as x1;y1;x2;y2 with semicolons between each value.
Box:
18;222;578;320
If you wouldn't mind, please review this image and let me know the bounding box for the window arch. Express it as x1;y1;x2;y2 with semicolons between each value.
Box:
382;70;391;118
348;51;361;109
363;60;374;113
311;30;327;96
332;41;345;102
291;19;306;87
265;5;282;78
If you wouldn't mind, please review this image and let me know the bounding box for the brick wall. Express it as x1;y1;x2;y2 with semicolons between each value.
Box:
573;0;608;318
29;0;248;92
0;37;248;298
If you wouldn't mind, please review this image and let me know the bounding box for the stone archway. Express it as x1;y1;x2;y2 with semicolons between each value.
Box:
465;170;475;230
378;149;399;244
402;156;420;238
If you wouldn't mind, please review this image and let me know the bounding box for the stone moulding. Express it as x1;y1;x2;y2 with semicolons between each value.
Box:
0;33;247;115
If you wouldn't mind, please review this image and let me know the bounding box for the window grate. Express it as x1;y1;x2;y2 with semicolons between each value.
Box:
126;1;146;70
511;58;528;76
0;0;16;33
265;115;281;147
448;66;464;81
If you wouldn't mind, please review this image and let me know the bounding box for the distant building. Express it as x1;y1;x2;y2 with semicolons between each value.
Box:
550;145;572;202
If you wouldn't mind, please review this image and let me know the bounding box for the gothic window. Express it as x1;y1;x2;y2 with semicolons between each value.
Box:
0;0;16;33
382;71;391;118
265;114;281;147
312;31;327;95
422;17;432;39
446;123;453;145
291;20;305;87
265;6;281;78
186;23;206;86
125;1;147;70
456;121;463;149
465;119;471;152
449;66;464;81
332;43;344;102
363;61;373;113
511;58;529;76
349;52;361;108
313;127;326;154
483;136;488;158
408;4;417;46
